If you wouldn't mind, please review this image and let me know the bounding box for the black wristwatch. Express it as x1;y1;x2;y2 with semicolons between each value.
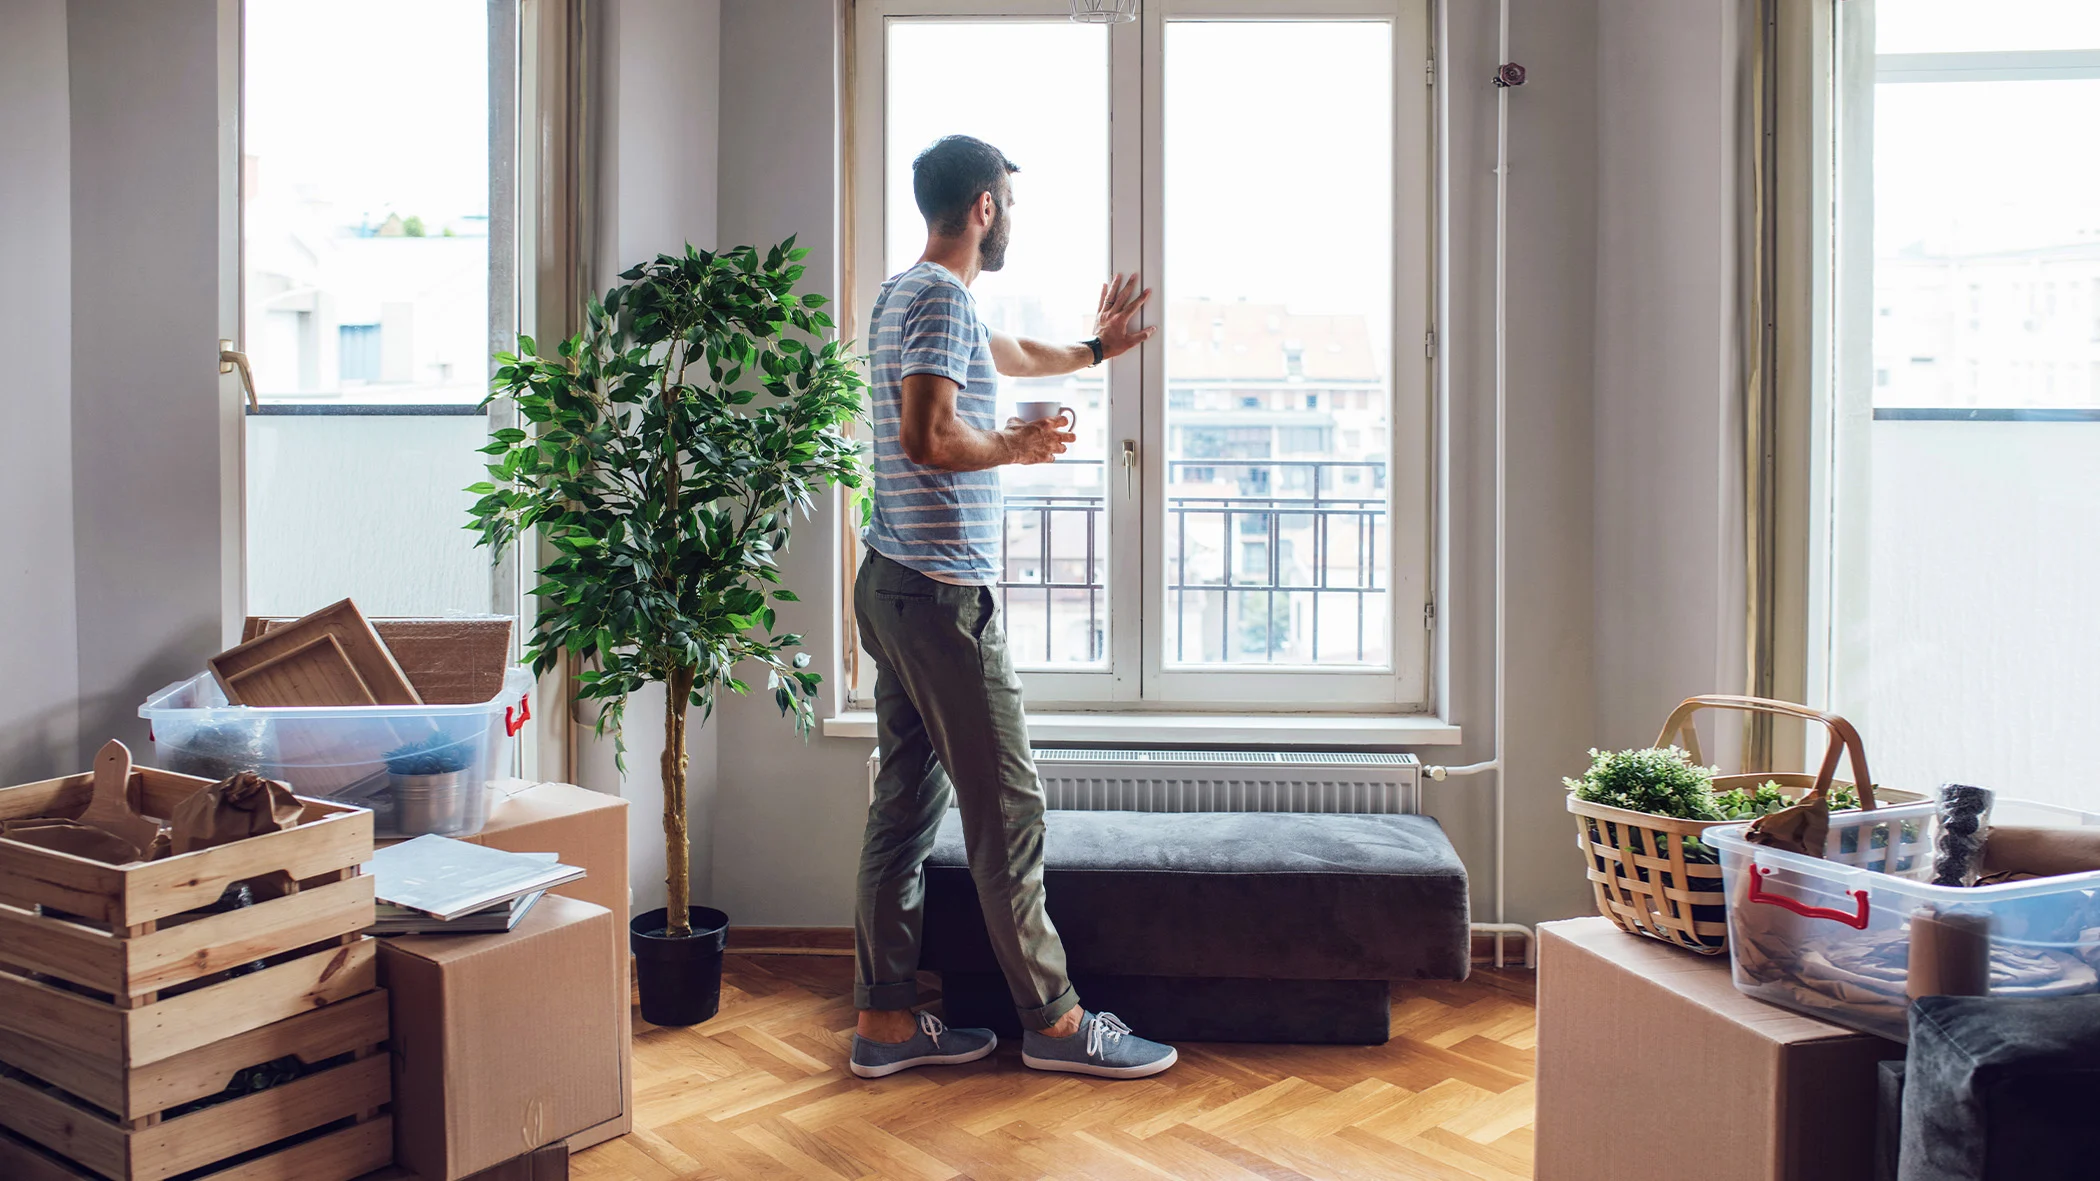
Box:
1084;337;1105;367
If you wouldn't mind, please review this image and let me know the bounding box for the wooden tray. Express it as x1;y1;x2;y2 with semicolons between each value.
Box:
211;600;419;708
221;635;376;709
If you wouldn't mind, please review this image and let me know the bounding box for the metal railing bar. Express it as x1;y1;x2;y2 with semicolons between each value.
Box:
1872;406;2100;422
248;403;489;416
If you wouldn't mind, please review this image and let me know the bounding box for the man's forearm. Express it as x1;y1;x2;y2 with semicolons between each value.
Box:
993;332;1092;378
910;421;1017;472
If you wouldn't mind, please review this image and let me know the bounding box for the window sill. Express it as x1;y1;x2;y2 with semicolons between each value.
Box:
820;711;1461;747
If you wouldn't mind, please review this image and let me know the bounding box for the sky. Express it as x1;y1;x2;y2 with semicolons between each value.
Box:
1871;0;2100;257
244;0;489;229
883;18;1393;353
1875;0;2100;54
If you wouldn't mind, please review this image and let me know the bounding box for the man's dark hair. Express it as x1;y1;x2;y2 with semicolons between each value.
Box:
912;135;1019;235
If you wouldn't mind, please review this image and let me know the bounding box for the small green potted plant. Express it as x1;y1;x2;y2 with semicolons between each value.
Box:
470;239;863;1026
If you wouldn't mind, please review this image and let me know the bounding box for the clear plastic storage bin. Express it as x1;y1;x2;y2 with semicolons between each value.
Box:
139;665;534;838
1708;797;2100;1041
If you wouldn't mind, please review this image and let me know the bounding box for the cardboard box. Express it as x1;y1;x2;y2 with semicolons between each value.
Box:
378;896;621;1181
464;1144;568;1181
379;780;633;1150
1536;917;1901;1181
467;780;632;1149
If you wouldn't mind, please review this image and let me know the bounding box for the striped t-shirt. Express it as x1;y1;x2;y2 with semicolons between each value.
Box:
862;261;1002;585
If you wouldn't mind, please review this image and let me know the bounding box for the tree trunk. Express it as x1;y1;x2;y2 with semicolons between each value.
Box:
661;665;697;938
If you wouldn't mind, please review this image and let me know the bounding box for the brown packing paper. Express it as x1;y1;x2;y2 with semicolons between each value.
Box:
1908;907;1991;1000
168;771;304;854
1744;786;1831;856
1979;825;2100;882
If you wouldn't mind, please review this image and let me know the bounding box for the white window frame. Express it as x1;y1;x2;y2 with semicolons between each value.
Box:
848;0;1431;715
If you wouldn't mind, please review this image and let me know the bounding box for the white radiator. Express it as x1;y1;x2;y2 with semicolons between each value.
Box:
868;748;1421;814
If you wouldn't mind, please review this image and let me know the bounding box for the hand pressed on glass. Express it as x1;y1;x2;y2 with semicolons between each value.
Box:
1092;273;1156;360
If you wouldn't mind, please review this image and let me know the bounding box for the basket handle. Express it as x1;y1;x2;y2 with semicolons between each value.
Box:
1654;694;1879;811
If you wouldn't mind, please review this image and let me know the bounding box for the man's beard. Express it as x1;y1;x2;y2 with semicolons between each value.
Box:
979;204;1011;272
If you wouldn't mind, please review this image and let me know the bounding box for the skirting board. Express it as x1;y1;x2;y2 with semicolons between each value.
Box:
725;926;854;956
1470;931;1534;967
713;928;1531;969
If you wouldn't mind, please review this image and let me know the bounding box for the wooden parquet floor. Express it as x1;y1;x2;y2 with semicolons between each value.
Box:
574;954;1538;1181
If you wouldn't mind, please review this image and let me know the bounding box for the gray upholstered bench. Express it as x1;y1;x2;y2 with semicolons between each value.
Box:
921;809;1470;1044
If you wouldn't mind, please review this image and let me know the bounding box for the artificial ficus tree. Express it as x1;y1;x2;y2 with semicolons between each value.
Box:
470;239;864;938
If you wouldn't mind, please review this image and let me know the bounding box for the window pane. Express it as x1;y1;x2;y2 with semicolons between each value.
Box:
1831;3;2100;811
1163;21;1392;667
243;0;490;405
1876;0;2100;54
1872;79;2100;410
885;20;1109;667
246;415;494;616
242;0;496;619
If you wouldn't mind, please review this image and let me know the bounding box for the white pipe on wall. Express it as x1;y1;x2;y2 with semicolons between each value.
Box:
1426;0;1536;972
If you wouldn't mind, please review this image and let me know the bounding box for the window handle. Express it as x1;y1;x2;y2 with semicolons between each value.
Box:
1121;439;1137;499
219;339;258;411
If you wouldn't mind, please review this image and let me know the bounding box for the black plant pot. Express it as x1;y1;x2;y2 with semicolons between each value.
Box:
630;906;730;1027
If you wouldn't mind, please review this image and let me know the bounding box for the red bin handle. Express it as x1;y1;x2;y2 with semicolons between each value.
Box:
505;694;531;737
1747;864;1870;929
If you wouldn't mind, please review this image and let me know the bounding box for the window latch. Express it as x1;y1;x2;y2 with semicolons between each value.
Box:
1121;439;1137;499
219;340;258;411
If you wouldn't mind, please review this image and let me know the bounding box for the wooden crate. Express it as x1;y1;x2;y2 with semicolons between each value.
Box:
0;765;391;1181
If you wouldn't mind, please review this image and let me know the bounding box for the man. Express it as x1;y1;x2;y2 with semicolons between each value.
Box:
849;134;1174;1080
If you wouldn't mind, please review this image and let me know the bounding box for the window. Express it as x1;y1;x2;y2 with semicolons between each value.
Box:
1814;0;2100;810
851;0;1428;710
338;324;382;383
240;0;509;617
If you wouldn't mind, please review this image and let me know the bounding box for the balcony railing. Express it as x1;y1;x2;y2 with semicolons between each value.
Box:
998;458;1389;667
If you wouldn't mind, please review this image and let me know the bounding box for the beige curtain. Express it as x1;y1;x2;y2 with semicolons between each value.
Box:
1738;0;1782;765
514;0;594;785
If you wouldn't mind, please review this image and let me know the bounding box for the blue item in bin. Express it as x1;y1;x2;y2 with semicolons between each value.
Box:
139;665;534;838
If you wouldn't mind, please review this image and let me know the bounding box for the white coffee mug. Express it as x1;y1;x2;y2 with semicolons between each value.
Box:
1014;401;1077;435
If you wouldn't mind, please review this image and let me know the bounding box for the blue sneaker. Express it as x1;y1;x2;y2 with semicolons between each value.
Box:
849;1012;998;1079
1021;1011;1177;1079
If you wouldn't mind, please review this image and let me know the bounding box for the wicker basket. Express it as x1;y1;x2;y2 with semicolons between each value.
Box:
1567;695;1921;954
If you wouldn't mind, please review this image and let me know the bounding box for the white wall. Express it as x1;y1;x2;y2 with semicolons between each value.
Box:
1592;0;1751;756
708;0;875;926
1465;0;1604;927
0;0;81;783
589;0;726;920
68;0;242;760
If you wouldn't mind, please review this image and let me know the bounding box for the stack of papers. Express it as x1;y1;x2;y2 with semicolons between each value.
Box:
368;835;585;934
372;885;548;935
